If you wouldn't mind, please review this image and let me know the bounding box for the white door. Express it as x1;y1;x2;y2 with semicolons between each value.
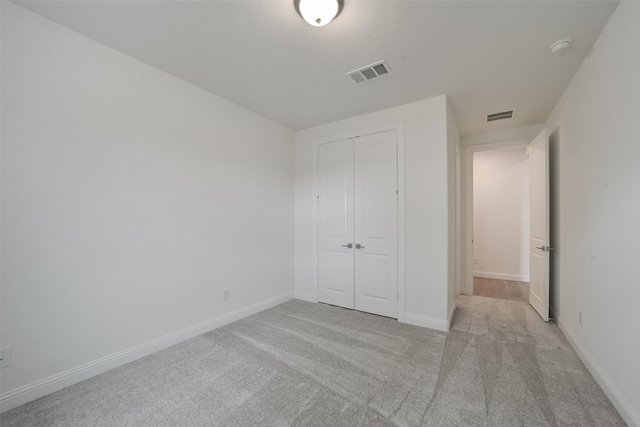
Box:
318;139;354;309
354;132;398;318
317;131;398;318
528;128;550;321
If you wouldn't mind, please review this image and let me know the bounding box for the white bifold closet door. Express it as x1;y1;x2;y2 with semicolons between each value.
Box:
318;130;398;318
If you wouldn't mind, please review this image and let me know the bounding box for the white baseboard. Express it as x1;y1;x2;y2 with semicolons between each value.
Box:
294;290;317;303
473;271;529;282
558;319;639;427
403;313;449;332
0;291;294;413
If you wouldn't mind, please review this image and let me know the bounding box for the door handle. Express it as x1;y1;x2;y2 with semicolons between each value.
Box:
536;246;555;252
536;246;545;250
341;243;353;248
356;244;365;249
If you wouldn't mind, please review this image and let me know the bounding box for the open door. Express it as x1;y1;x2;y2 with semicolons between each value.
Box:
528;128;550;321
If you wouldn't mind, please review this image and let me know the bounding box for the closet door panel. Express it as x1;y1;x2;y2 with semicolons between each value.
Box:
354;131;398;318
318;139;354;309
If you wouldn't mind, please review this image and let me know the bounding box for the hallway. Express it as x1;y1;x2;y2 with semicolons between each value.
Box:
473;277;529;302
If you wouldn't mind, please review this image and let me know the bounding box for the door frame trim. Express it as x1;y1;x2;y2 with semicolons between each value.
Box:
312;122;406;322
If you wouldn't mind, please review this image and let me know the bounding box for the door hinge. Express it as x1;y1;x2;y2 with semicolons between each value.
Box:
396;190;399;201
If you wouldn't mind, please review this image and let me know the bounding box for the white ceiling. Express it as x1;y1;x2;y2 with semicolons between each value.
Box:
14;0;619;135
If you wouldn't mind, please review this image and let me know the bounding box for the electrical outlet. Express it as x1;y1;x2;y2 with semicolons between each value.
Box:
223;290;229;301
579;311;582;325
473;258;479;265
0;347;12;368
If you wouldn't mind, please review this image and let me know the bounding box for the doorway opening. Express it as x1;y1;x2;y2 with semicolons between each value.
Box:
472;147;530;302
463;128;550;321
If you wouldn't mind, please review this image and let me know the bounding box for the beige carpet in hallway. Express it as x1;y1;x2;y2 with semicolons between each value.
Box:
473;276;530;302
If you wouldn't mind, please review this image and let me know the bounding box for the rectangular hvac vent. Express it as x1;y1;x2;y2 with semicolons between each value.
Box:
373;63;389;76
346;61;392;85
361;68;377;80
486;110;515;122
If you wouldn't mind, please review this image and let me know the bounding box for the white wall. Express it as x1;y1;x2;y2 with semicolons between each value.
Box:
544;1;640;425
446;101;460;322
472;148;529;282
1;3;295;411
295;95;454;331
461;124;545;147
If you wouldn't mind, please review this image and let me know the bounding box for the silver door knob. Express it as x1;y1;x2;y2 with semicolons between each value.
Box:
536;246;545;250
341;243;353;248
356;244;365;249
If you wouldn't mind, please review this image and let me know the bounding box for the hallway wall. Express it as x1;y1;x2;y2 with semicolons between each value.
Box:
546;1;640;424
473;148;529;282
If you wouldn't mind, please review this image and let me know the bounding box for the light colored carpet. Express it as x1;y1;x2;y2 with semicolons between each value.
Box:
473;277;529;302
1;297;626;426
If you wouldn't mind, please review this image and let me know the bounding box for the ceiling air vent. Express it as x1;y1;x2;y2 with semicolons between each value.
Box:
486;110;515;122
346;61;392;84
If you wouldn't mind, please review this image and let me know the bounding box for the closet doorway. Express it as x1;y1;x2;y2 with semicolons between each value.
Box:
317;130;398;319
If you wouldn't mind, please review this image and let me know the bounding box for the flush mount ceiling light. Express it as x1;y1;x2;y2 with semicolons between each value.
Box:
549;39;572;54
294;0;344;27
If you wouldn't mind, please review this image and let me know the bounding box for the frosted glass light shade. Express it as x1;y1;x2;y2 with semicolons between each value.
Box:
295;0;344;27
